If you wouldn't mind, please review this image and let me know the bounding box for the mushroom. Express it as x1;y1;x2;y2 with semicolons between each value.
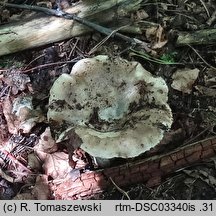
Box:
48;55;173;158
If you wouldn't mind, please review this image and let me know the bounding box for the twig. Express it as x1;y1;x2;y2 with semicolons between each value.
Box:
22;58;80;73
183;126;213;146
199;0;210;18
0;2;151;53
88;25;129;55
187;44;216;70
24;53;46;70
68;39;79;59
207;10;216;26
109;177;131;200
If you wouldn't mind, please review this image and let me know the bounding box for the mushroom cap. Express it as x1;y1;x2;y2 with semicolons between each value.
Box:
48;55;173;158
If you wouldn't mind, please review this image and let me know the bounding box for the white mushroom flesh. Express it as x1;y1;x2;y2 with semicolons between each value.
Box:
48;55;173;158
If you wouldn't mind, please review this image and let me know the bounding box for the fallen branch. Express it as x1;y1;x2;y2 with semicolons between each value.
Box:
1;2;139;45
1;1;215;57
51;136;216;199
176;28;216;46
0;0;143;56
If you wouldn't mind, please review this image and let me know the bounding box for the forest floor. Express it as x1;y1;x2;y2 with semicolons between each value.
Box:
0;0;216;200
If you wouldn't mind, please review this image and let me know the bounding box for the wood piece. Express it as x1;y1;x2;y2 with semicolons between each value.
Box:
51;136;216;199
0;0;142;56
176;28;216;46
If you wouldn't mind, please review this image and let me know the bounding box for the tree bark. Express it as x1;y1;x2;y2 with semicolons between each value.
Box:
51;136;216;200
0;0;142;56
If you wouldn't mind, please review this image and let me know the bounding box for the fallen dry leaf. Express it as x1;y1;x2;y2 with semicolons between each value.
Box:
171;68;200;94
34;127;58;154
2;97;18;134
2;69;30;95
43;152;71;179
146;25;167;49
136;9;149;20
184;168;216;188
